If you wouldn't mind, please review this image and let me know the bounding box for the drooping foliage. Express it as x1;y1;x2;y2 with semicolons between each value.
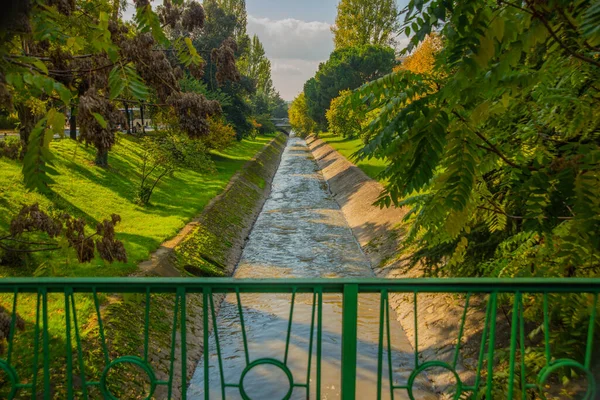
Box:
342;0;600;376
0;0;239;189
304;45;396;128
331;0;400;49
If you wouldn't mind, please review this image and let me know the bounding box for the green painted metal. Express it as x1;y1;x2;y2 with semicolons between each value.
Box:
0;278;597;399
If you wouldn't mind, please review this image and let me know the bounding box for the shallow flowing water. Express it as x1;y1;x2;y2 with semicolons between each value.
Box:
188;137;435;399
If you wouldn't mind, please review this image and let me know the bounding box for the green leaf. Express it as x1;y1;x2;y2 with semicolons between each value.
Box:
92;112;108;129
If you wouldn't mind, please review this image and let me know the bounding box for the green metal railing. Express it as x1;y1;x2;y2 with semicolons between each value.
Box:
0;278;598;399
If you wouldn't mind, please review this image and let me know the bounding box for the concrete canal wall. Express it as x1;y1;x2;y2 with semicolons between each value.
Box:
306;135;488;394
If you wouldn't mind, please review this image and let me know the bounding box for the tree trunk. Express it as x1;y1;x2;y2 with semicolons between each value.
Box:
69;106;77;140
124;102;131;134
16;104;36;145
95;148;109;167
140;103;145;134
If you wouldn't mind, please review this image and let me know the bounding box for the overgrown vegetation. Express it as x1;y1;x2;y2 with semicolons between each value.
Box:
334;0;600;389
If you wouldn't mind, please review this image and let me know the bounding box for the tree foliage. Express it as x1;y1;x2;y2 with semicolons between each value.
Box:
332;0;400;49
394;33;442;75
343;0;600;376
304;45;395;128
0;0;240;190
238;35;273;94
289;93;316;137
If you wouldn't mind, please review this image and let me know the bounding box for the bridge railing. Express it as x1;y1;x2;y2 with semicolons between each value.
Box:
0;278;598;399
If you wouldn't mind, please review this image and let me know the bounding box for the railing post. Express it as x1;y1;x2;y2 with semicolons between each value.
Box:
342;284;358;400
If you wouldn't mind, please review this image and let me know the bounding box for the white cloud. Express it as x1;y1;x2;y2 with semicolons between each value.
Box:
247;15;333;100
270;58;323;101
247;15;333;61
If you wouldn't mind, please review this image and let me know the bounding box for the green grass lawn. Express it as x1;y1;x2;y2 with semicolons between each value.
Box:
318;132;388;181
0;133;274;278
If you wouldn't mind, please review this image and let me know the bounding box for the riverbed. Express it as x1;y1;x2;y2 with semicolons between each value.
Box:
188;136;435;399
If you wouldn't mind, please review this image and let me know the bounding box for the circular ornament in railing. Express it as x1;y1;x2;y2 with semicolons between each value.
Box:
0;359;19;398
239;358;294;400
100;356;157;400
537;359;596;400
407;361;462;400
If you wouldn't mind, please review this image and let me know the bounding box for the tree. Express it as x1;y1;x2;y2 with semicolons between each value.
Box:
288;93;316;137
394;33;442;75
137;132;214;205
344;0;600;383
304;45;395;128
326;90;361;137
331;0;399;49
0;0;236;190
238;35;274;94
216;0;249;51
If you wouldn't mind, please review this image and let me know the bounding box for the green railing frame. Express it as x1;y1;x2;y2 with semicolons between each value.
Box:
0;277;598;399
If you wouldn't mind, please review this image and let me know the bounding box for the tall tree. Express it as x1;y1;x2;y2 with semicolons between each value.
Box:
304;45;395;127
331;0;399;49
216;0;248;46
238;35;273;94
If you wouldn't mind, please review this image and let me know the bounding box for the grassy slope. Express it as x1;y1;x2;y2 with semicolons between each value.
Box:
0;133;274;278
318;132;388;181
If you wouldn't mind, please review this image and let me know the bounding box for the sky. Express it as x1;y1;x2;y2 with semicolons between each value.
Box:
123;1;409;101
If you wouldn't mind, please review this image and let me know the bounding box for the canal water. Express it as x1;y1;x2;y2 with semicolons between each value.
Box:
188;136;435;399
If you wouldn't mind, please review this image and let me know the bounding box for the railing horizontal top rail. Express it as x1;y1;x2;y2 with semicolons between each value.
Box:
0;277;599;293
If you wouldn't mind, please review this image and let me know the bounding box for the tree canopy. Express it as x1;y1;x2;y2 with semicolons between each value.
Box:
304;45;395;128
331;0;400;49
346;0;600;281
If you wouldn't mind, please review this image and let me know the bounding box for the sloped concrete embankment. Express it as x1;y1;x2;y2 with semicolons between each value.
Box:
306;135;489;395
120;134;287;398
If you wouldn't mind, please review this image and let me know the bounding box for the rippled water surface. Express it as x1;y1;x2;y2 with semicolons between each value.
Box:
188;137;434;399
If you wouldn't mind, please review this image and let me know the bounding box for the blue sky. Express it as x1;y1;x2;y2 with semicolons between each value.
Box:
124;1;409;100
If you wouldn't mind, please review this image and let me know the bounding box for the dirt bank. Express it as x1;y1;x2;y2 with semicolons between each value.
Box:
306;135;488;394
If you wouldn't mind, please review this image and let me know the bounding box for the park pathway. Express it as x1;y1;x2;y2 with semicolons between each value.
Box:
188;136;435;399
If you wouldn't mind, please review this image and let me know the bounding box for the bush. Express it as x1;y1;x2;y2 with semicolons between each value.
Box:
203;117;236;150
0;113;18;130
0;136;23;160
326;90;360;138
136;133;215;205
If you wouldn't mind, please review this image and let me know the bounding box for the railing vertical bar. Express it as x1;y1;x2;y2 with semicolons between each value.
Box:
70;293;89;398
42;289;50;400
92;289;110;366
210;291;227;399
31;292;41;397
584;293;598;369
453;292;471;370
413;291;418;369
7;289;18;366
235;289;250;365
507;292;521;399
65;291;74;399
284;289;297;366
519;295;526;400
316;288;323;400
180;288;187;400
485;292;498;399
473;293;493;398
203;290;210;400
385;295;395;400
144;288;151;363
341;284;358;400
168;291;181;399
543;293;551;364
305;291;317;398
377;290;387;400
